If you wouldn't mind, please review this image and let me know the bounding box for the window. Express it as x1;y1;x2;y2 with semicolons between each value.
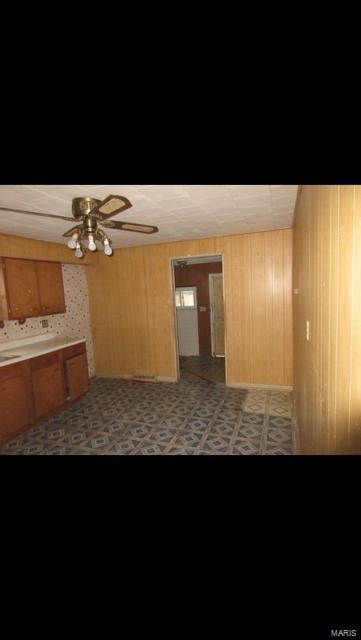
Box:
175;287;197;309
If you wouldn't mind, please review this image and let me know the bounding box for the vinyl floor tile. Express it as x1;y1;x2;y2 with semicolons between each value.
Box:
0;375;294;456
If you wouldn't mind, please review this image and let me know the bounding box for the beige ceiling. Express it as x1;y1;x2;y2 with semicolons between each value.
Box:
0;185;298;249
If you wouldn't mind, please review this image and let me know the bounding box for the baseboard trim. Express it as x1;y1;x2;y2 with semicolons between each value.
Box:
93;373;177;383
94;373;292;391
95;373;132;379
226;382;293;391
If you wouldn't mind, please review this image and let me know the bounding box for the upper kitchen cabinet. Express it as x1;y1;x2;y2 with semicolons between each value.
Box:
36;261;66;315
0;258;66;321
0;257;41;319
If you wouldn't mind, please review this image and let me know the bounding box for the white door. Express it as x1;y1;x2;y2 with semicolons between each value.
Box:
175;286;199;356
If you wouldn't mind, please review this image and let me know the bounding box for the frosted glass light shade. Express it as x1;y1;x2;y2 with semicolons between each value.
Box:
68;232;79;249
88;234;97;251
103;238;113;256
75;242;83;258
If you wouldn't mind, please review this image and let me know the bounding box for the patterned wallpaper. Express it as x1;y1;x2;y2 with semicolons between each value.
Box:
0;264;95;376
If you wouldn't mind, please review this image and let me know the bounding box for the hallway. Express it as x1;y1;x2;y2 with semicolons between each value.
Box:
180;355;225;383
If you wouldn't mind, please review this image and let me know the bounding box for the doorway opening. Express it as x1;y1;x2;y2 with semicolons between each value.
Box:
171;254;226;384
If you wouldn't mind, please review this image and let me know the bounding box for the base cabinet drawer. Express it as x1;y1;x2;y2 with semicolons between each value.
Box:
62;342;86;360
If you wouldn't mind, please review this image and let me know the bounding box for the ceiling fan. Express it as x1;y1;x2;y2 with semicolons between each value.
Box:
0;195;159;258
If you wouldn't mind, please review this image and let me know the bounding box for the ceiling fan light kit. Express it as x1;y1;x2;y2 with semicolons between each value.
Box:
0;194;159;259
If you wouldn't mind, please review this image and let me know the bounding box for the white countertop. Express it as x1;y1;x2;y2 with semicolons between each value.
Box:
0;333;86;367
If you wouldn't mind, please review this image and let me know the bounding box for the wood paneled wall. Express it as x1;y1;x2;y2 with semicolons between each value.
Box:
0;233;96;265
293;186;361;454
87;229;293;387
174;261;223;355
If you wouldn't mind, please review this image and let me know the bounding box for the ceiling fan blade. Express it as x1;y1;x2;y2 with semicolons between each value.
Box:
100;220;159;234
92;195;132;220
63;224;83;238
0;206;74;221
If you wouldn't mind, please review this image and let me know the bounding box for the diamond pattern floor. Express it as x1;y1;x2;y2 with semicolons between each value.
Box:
0;376;294;455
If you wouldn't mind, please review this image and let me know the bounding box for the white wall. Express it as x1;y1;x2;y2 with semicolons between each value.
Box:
0;264;95;376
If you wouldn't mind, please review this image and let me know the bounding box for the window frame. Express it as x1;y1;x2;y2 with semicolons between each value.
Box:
175;286;198;310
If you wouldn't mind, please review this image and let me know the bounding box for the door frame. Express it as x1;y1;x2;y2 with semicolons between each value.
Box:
209;273;225;358
169;253;227;383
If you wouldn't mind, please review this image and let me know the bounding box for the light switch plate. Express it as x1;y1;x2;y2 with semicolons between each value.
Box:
199;306;207;312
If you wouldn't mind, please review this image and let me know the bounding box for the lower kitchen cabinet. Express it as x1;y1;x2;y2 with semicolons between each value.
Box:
0;342;89;444
0;361;35;441
64;352;89;402
31;351;66;421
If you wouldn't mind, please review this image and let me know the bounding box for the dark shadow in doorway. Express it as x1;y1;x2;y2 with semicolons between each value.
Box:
179;355;225;383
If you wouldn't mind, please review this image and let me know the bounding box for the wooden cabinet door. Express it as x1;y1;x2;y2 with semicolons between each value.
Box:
36;261;66;315
31;358;66;421
4;258;41;319
65;353;89;402
0;363;34;441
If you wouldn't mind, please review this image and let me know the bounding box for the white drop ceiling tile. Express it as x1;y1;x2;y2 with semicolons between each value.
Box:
271;196;296;208
138;186;185;198
182;187;226;199
129;195;152;203
234;203;272;215
0;188;43;208
203;194;237;206
228;184;268;190
154;197;193;209
0;185;298;248
272;199;295;212
88;184;132;193
270;184;297;193
28;186;81;200
231;192;271;204
126;206;164;219
270;187;297;204
173;208;204;218
247;213;273;222
17;198;70;215
272;199;294;212
203;202;240;217
229;186;269;198
25;185;64;198
274;211;294;222
127;196;156;210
